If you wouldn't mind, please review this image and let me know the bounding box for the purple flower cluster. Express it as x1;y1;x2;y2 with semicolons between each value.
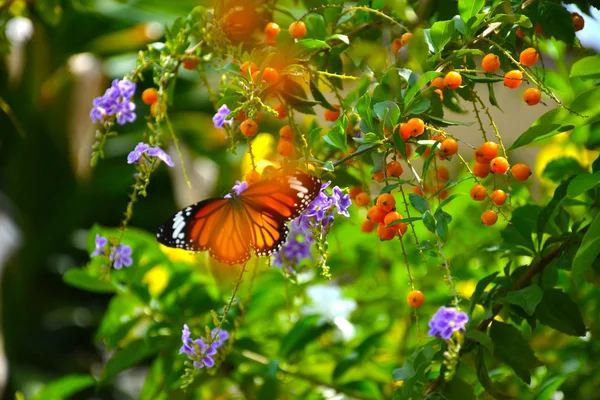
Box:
127;142;174;167
428;306;468;340
90;79;137;125
213;104;233;128
224;180;248;199
180;324;230;369
91;234;133;269
272;183;351;267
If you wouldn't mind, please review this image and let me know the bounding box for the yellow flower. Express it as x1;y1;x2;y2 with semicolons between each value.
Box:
241;133;278;175
142;266;169;296
160;244;197;264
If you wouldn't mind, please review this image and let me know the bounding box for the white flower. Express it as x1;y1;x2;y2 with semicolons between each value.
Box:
5;17;34;46
302;285;357;341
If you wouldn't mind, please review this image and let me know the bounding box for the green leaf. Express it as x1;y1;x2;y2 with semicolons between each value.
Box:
466;330;494;355
490;13;532;27
572;213;600;286
32;374;95;400
407;97;431;115
475;348;514;400
292;39;330;58
434;209;451;242
373;101;401;130
532;376;567;400
310;79;336;111
426;21;455;53
488;82;502;111
324;124;347;151
571;54;600;79
567;172;600;198
422;210;436;233
506;284;543;316
327;33;349;45
458;0;485;25
489;321;542;384
535;289;587;336
538;0;576;45
356;92;373;131
404;71;443;109
392;129;407;159
303;13;327;40
425;114;474;126
542;157;587;182
470;272;498;315
509;87;600;150
441;377;476;400
462;73;504;83
63;269;117;293
280;315;333;358
392;361;415;381
409;193;428;213
538;177;573;246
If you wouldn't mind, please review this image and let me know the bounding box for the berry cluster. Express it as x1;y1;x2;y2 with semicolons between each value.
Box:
354;193;408;241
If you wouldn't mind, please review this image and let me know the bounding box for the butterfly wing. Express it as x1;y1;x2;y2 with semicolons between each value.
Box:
239;172;321;256
156;198;252;265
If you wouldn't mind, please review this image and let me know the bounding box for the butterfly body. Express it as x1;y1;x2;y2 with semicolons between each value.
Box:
157;171;321;265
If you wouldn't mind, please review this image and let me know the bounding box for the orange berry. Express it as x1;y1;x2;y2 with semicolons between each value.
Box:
504;70;523;89
523;88;542;106
376;193;396;213
407;118;425;137
377;223;397;241
273;104;287;118
430;76;445;90
355;192;370;207
384;211;403;229
141;88;158;105
479;142;498;161
490;189;507;205
361;219;376;233
412;186;423;196
399;123;412;141
519;47;539;67
443;71;462;89
324;105;341;121
398;222;408;236
240;61;258;77
372;171;384;182
246;170;261;185
516;28;525;39
490;157;510;174
407;290;424;308
182;58;199;70
277;139;294;157
288;21;307;39
367;206;387;224
392;38;403;52
262;67;279;84
264;22;280;45
401;32;413;45
534;23;544;36
386;161;404;177
440;138;458;156
436;166;450;181
349;187;363;200
279;125;293;141
511;163;532;181
235;110;246;121
481;210;498;226
573;12;584;32
473;162;490;178
240;119;258;137
150;102;165;116
482;53;501;72
470;184;488;201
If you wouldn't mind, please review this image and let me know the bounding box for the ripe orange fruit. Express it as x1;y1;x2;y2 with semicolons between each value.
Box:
399;123;412;141
470;184;488;201
434;88;444;101
440;138;458;156
273;104;287;118
407;118;425;137
573;12;584;31
355;192;370;207
534;23;544;36
386;161;403;177
392;38;403;52
474;149;490;164
261;67;279;84
504;70;523;89
150;102;165;117
277;139;294;157
412;186;423;196
516;28;525;39
384;211;403;228
519;47;539;67
490;157;510;174
235;110;246;121
490;189;507;205
182;58;199;70
377;223;397;241
349;186;363;200
407;290;424;308
398;222;408;236
361;219;376;233
264;22;280;45
246;170;261;185
372;171;384;182
240;119;258;137
240;61;258;76
479;141;498;161
436;166;450;181
376;193;396;213
443;71;462;89
430;76;445;90
511;163;532;181
523;88;542;106
367;206;387;224
141;88;158;105
482;53;501;72
473;162;490;178
324;105;341;121
481;210;498;226
288;21;307;39
279;125;293;141
401;32;413;45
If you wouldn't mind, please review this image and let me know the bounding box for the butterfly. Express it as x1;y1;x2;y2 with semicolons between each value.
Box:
156;170;321;265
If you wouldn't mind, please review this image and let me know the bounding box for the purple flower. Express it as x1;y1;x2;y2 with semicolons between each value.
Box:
116;99;136;125
147;147;174;167
110;244;132;269
91;234;108;257
213;104;233;128
428;306;469;340
127;142;150;164
211;328;230;347
332;186;351;217
90;79;136;125
115;79;136;99
180;324;193;355
283;238;312;262
224;180;248;198
180;324;230;369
